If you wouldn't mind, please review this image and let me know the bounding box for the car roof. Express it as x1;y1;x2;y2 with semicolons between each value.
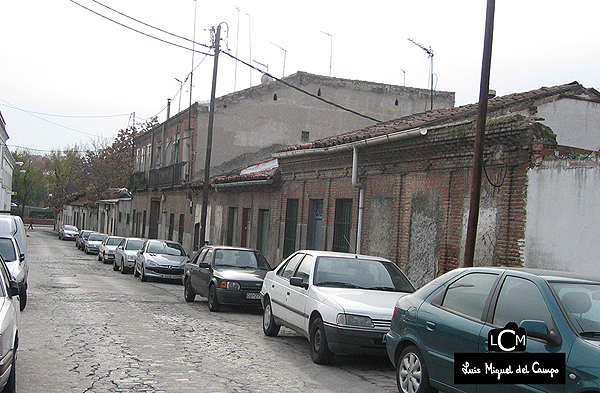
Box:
204;245;260;252
0;216;18;236
450;266;600;284
292;249;393;262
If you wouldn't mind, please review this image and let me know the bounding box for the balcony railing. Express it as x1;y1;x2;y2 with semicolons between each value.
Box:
131;161;188;191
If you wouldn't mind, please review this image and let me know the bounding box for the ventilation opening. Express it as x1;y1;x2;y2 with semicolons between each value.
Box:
273;93;278;101
301;131;309;142
394;99;399;106
317;88;322;97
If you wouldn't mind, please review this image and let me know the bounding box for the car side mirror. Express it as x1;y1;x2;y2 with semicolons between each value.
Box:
8;281;19;298
520;320;562;347
290;277;308;289
19;254;25;262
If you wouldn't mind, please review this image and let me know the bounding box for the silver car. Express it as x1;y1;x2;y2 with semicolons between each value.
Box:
0;256;20;393
133;239;188;282
114;237;145;274
84;232;108;255
98;236;125;264
0;236;28;311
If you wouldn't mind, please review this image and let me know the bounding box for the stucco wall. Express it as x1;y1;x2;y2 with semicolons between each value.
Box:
525;157;600;274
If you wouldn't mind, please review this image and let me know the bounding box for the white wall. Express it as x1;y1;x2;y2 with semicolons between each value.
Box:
524;157;600;274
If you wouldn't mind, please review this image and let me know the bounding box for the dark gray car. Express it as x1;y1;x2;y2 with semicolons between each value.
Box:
183;246;271;312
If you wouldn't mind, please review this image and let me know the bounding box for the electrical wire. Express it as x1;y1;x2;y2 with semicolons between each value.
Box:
68;0;213;56
0;99;128;119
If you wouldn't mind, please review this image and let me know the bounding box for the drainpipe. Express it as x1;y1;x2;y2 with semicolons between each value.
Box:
352;147;364;254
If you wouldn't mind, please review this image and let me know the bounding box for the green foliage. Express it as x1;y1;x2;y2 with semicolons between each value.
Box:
12;151;48;216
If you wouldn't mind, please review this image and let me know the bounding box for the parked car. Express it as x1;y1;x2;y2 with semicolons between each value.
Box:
0;237;27;311
0;215;28;311
84;232;108;255
183;246;271;311
386;266;600;393
261;250;415;364
98;236;125;264
114;237;145;274
76;230;93;250
0;256;20;393
58;225;79;240
133;239;188;282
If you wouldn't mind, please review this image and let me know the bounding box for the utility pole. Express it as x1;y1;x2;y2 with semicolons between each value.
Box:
199;24;221;246
464;0;496;267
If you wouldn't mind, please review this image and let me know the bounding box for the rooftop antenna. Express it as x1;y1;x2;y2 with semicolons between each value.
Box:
270;42;287;78
320;31;333;76
408;38;434;110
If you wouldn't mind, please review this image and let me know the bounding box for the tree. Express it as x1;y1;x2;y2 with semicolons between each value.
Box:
45;147;86;211
12;150;47;216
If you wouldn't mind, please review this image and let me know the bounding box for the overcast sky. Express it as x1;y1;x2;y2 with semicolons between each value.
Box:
1;0;599;154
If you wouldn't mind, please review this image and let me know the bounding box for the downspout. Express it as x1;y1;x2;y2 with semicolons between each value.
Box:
352;147;364;254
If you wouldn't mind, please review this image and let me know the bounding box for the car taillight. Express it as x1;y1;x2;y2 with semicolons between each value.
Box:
392;306;399;320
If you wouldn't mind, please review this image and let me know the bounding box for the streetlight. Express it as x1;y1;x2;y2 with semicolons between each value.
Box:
320;31;332;76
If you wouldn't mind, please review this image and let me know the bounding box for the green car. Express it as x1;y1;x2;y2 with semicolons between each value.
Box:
386;267;600;393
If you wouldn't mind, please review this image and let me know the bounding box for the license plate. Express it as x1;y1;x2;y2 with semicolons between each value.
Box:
246;292;261;299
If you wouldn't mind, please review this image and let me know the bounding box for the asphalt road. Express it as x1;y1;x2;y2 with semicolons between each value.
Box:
16;227;398;392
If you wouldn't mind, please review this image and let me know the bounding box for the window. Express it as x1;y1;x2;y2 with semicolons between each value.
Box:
333;199;352;252
294;254;315;285
308;199;323;250
283;199;299;257
193;222;200;251
278;253;305;279
442;273;498;320
493;276;552;328
168;213;175;240
226;207;238;246
301;131;310;142
178;214;185;244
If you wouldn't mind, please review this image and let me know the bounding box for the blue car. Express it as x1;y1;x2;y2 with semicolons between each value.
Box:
386;267;600;393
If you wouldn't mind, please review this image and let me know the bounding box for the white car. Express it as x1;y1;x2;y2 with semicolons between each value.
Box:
113;237;145;274
98;236;125;264
0;255;20;393
260;250;415;364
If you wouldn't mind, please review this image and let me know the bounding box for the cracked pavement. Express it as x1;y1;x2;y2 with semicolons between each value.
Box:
17;228;397;392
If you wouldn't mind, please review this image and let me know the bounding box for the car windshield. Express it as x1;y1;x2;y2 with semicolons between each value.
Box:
106;237;124;246
147;241;186;256
551;282;600;336
89;233;107;241
214;249;271;269
313;257;414;292
65;225;78;231
125;239;145;250
82;231;92;238
0;238;17;262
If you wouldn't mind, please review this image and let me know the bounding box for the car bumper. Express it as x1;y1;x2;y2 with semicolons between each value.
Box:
63;234;77;240
104;254;115;261
124;259;136;269
216;288;262;307
323;322;388;356
145;266;183;280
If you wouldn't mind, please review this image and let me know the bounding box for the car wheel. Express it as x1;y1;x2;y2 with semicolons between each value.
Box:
1;349;16;393
309;316;334;364
120;259;127;274
140;265;148;282
397;345;435;393
262;297;280;336
98;253;102;262
207;284;220;312
112;258;119;271
133;263;140;277
183;277;196;302
19;286;27;311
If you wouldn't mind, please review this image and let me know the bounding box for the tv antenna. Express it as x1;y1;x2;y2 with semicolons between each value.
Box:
408;38;434;110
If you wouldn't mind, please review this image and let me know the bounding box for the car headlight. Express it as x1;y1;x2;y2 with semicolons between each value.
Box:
127;255;136;261
146;259;159;267
220;281;241;290
336;314;374;328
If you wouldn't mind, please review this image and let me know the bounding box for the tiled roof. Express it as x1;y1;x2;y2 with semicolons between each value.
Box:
212;158;279;184
280;81;600;152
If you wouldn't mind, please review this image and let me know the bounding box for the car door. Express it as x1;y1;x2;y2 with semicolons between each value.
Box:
418;272;500;393
197;248;214;297
268;253;306;323
477;274;564;393
286;254;315;332
189;248;208;294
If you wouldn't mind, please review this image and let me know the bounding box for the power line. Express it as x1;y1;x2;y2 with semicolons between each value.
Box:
68;0;213;56
0;100;128;119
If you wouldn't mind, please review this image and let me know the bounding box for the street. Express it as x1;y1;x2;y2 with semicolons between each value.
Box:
16;228;397;392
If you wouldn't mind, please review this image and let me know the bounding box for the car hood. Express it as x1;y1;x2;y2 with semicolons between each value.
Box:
214;267;268;281
64;230;78;235
313;287;411;318
104;245;118;251
145;254;188;266
87;240;103;245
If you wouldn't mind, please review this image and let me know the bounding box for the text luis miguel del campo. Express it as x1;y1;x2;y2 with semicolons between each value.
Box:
454;322;565;384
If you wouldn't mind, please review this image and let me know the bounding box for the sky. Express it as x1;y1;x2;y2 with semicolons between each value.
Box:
1;0;599;155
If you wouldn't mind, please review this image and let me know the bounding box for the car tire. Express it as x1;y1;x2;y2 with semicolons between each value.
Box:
207;284;220;312
309;316;334;364
396;345;435;393
120;259;127;274
140;266;148;282
19;286;26;311
112;258;119;271
184;277;196;302
2;349;16;393
262;297;280;336
98;253;103;262
133;263;140;277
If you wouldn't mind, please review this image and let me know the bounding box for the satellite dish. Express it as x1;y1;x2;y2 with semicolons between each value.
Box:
261;74;274;84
